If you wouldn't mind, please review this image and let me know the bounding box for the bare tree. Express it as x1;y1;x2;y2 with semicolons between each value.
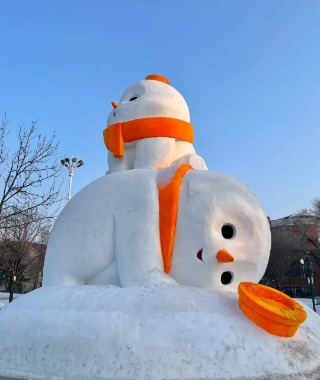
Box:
263;214;320;297
263;228;295;288
0;116;62;231
311;197;320;217
0;116;62;301
0;208;51;301
295;197;320;218
28;243;46;290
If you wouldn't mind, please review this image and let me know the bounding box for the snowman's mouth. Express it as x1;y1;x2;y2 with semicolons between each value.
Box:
196;249;203;261
221;271;233;285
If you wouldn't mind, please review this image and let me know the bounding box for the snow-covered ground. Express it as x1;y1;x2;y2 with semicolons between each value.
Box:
1;285;320;380
0;293;22;310
2;290;319;313
295;297;320;314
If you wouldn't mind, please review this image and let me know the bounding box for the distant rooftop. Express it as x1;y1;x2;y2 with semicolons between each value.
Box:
271;214;320;227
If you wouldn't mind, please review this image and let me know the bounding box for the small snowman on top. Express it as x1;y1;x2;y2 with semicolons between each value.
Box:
103;74;207;173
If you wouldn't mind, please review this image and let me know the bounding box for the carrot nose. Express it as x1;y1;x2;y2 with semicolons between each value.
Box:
216;249;234;263
111;101;119;109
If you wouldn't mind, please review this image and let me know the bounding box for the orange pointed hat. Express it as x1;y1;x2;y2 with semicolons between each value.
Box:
145;74;170;85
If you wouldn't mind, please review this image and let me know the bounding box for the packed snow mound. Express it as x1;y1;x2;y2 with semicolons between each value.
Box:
1;285;320;380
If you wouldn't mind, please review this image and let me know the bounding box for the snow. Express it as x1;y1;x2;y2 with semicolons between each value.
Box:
108;77;190;124
1;285;320;380
0;293;21;310
296;298;320;314
42;169;271;292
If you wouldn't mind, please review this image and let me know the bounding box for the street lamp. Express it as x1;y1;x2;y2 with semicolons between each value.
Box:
61;156;84;200
300;253;317;312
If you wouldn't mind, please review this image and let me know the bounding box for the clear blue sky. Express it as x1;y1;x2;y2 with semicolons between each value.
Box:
1;0;319;219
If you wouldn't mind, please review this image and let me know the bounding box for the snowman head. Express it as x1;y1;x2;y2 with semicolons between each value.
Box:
107;74;190;126
104;75;195;160
170;170;271;292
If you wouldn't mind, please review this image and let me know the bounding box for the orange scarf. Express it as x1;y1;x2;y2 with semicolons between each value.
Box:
103;117;194;158
158;164;193;273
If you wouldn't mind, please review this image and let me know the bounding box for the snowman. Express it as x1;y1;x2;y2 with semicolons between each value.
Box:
42;165;271;290
103;74;207;172
43;164;308;340
2;76;319;380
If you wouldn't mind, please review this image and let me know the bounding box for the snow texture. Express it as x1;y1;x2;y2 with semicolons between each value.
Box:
0;293;21;310
1;285;320;380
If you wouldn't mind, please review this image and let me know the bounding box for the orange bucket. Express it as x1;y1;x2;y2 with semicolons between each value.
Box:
238;282;307;337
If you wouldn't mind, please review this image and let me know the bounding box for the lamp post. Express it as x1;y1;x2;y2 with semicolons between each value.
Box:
61;156;84;200
300;253;316;312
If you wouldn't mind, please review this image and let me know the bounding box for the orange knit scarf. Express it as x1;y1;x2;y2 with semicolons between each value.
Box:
158;164;193;273
103;117;194;158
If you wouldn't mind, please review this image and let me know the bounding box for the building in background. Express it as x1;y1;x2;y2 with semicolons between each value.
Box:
261;215;320;297
0;242;46;293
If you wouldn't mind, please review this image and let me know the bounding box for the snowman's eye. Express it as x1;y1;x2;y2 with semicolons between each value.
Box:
221;224;235;239
129;95;139;101
221;271;233;285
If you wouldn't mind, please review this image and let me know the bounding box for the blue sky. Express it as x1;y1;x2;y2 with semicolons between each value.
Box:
1;0;319;219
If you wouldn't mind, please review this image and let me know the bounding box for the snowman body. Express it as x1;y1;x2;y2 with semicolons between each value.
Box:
43;167;270;290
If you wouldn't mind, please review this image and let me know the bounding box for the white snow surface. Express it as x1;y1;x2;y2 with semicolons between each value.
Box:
0;293;21;310
1;285;320;380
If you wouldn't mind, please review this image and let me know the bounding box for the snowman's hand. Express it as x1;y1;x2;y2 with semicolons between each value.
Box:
172;154;208;170
147;268;177;287
119;268;177;288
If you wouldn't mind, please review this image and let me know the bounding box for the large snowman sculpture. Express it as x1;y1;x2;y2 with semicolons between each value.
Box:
1;75;320;380
43;75;270;291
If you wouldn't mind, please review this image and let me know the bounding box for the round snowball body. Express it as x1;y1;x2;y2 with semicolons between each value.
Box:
43;168;270;292
107;79;190;125
171;170;271;292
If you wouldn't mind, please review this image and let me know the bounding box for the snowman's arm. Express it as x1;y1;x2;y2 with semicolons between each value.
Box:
172;154;208;170
113;213;176;287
